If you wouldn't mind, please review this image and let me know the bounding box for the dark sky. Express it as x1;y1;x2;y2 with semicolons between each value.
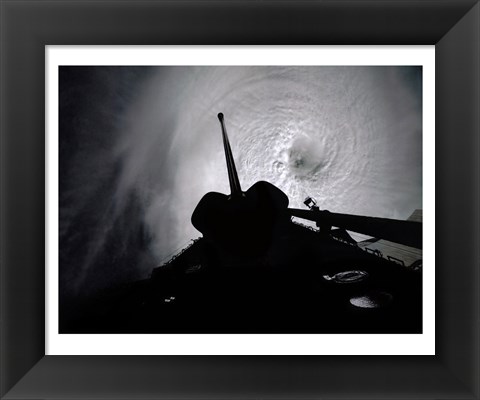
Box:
59;66;422;300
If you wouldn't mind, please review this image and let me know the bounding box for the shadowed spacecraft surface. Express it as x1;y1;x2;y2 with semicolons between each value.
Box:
61;113;422;334
191;113;289;260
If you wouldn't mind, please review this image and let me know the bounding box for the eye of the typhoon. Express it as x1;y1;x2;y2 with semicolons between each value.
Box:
288;137;325;179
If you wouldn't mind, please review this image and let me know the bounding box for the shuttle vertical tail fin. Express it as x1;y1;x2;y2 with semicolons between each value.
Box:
217;113;243;197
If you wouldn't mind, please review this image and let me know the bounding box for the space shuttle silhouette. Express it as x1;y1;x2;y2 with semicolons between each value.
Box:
192;113;422;261
191;113;289;259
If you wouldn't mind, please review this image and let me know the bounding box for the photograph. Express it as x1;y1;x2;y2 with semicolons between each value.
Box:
58;65;423;334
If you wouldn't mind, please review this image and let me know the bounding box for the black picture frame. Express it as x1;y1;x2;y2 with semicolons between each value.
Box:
1;0;479;398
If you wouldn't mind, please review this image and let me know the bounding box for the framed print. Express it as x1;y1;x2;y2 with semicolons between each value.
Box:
1;0;479;399
46;47;433;356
